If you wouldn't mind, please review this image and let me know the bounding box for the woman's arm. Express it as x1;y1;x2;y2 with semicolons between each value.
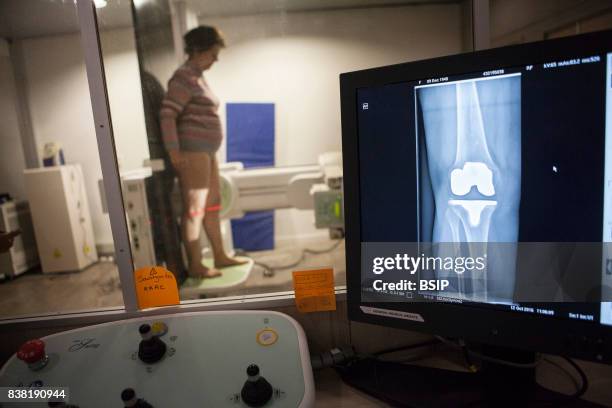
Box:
160;74;193;169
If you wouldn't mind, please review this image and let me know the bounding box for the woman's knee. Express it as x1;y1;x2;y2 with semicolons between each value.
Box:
184;188;208;219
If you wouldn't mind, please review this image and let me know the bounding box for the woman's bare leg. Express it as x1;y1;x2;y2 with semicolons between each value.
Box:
180;153;221;278
203;156;248;268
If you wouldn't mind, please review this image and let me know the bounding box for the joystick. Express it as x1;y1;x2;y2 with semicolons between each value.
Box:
121;388;153;408
241;364;273;407
137;324;166;364
17;339;49;371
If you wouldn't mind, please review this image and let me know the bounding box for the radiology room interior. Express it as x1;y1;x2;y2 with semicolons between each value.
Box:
1;0;612;405
1;0;608;316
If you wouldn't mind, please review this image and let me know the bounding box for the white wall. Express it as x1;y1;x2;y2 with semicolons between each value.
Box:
0;40;28;201
490;0;579;39
200;5;463;244
20;28;149;247
490;0;612;46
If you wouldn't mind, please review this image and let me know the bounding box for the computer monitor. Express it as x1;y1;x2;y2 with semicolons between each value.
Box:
340;29;612;368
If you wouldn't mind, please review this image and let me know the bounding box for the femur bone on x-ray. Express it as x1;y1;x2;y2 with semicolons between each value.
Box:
418;75;521;303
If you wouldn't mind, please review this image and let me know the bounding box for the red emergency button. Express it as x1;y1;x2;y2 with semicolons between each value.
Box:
17;339;49;370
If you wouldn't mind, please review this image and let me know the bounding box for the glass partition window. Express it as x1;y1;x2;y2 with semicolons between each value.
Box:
0;0;123;318
95;0;465;303
0;0;469;318
1;0;610;318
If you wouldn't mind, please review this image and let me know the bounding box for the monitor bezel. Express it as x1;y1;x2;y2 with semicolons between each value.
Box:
340;29;612;363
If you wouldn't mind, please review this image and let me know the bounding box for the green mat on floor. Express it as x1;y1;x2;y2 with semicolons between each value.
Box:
180;256;253;298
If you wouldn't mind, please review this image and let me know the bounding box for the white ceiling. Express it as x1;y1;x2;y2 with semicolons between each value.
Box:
0;0;133;40
0;0;459;40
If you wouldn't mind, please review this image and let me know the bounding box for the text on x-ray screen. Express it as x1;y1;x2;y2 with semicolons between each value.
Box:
356;52;612;325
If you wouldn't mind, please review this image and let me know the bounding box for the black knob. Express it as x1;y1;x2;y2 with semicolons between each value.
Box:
121;388;153;408
138;324;166;364
121;388;136;402
241;364;273;407
247;364;259;376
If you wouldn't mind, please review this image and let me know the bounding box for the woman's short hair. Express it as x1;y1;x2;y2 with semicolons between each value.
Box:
184;26;225;55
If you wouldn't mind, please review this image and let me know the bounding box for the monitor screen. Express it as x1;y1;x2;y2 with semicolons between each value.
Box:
343;31;612;350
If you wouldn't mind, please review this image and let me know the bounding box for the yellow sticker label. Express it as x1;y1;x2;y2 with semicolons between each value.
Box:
292;268;336;313
134;266;180;309
53;249;62;259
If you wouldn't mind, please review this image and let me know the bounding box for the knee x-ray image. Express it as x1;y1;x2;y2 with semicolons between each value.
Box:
417;75;521;303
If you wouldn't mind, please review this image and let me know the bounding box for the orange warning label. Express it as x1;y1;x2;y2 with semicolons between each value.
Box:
135;266;180;309
292;268;336;313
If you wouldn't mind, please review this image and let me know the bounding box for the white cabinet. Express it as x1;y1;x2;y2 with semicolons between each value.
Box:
24;165;98;273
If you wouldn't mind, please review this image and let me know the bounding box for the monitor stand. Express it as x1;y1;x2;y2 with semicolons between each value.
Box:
337;345;604;407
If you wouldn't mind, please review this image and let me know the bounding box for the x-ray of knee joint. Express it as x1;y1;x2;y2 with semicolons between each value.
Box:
417;75;521;303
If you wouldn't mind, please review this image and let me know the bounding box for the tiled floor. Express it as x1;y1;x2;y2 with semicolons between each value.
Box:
0;239;346;319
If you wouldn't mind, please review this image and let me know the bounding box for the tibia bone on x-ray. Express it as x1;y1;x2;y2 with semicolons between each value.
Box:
418;75;521;303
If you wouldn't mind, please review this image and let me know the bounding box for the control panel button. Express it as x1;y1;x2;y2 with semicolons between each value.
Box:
17;339;49;371
241;364;273;407
256;329;278;346
151;322;168;337
138;324;166;364
121;388;153;408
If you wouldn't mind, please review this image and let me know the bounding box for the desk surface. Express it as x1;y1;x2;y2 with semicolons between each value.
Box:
314;368;389;407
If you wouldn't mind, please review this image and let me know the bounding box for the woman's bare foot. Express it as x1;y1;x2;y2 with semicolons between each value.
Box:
188;262;222;279
215;256;249;269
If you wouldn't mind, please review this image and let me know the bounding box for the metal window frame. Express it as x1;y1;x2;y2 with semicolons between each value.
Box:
472;0;490;51
77;0;139;312
0;288;347;330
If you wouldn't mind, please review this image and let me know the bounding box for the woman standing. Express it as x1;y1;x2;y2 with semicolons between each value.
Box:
160;26;244;278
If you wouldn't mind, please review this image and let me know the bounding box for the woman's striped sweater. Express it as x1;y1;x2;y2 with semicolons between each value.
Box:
160;61;223;153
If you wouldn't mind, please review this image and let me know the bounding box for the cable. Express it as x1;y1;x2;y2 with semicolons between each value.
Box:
372;339;440;357
472;351;542;369
542;357;580;390
458;339;479;373
311;346;356;370
274;239;344;271
319;340;438;372
435;336;542;369
561;356;588;399
302;240;344;255
337;339;439;370
255;261;276;277
437;336;592;405
248;240;344;276
529;357;589;406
